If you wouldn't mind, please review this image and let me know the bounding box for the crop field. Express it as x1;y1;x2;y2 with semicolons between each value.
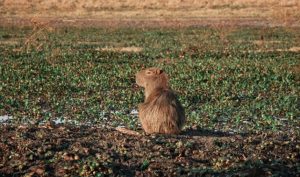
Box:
0;24;300;176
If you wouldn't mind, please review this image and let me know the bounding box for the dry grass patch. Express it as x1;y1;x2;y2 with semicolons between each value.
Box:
245;46;300;53
0;40;20;45
251;40;282;45
1;0;300;26
97;46;143;53
288;46;300;52
77;41;103;45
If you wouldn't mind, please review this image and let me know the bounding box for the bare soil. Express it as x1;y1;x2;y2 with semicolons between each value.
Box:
0;124;299;176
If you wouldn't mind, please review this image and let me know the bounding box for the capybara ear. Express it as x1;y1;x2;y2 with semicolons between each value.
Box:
146;68;163;75
155;68;163;75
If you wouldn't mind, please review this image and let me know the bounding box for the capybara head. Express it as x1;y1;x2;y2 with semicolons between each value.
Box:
135;67;168;89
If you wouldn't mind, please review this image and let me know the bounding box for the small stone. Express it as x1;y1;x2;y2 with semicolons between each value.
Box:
74;154;80;160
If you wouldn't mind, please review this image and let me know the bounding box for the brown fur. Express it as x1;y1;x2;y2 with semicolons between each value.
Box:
136;67;185;134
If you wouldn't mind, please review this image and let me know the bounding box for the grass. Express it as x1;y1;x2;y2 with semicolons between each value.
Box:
0;25;299;133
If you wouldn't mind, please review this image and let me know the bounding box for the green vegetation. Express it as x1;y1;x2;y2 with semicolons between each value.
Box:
0;26;299;133
0;25;299;176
